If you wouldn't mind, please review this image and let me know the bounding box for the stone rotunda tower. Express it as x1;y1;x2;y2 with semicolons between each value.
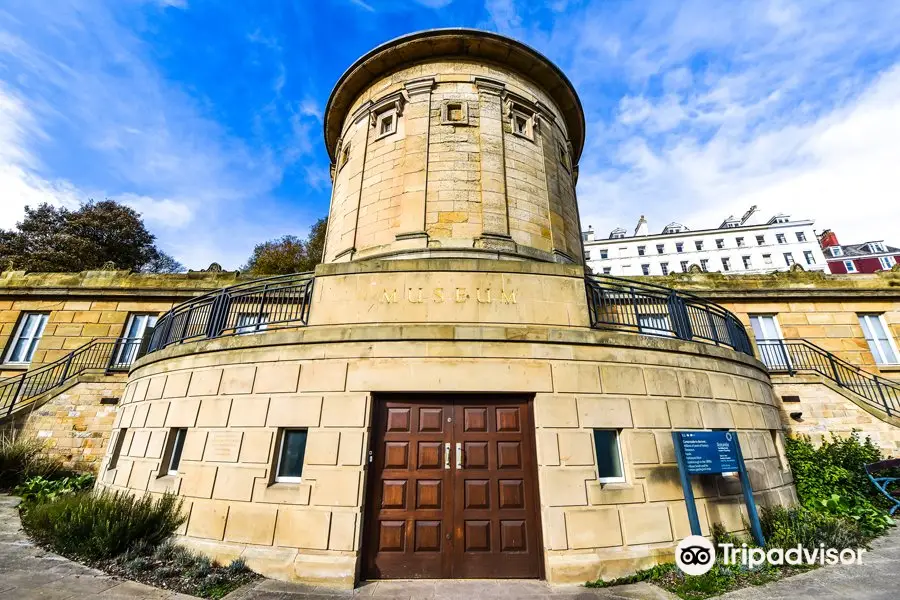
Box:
99;29;796;588
322;29;586;265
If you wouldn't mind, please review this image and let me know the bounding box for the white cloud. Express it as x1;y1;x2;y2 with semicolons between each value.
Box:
487;0;900;245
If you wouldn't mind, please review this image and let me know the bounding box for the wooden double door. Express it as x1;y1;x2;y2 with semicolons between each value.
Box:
363;395;542;580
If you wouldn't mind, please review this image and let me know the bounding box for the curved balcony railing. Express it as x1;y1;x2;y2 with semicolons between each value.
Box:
145;272;314;355
585;275;754;357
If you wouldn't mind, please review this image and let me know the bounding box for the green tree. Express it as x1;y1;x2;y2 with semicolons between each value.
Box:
242;217;327;275
0;201;183;273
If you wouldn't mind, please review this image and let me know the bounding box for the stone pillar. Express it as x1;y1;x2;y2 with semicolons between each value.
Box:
474;77;516;253
395;77;435;250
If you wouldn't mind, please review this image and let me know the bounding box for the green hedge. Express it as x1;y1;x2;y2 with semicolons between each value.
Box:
21;490;186;562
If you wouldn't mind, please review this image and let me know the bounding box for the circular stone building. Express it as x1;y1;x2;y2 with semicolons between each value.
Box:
98;29;797;587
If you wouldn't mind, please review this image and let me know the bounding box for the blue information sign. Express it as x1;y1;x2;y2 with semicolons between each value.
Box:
672;430;765;546
679;431;739;475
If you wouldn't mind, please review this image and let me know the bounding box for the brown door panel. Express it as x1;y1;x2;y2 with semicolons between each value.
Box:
364;395;542;580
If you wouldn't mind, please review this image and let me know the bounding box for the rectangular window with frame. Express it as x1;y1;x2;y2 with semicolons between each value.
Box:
676;242;684;253
756;235;765;245
164;428;187;476
763;253;773;265
879;256;895;270
600;249;608;259
844;260;857;273
776;233;787;244
660;262;669;275
804;251;815;265
375;110;397;139
680;260;689;273
750;314;788;369
784;252;795;266
796;232;807;242
4;312;49;365
695;240;704;251
637;245;646;256
721;257;731;272
858;314;899;366
641;264;650;275
700;259;709;271
715;238;725;249
736;237;745;247
114;314;158;368
593;429;625;483
656;244;665;254
107;428;127;470
602;267;612;274
742;255;752;269
584;250;591;261
275;429;308;483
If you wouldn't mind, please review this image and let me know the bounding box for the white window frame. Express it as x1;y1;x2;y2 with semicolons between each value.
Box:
695;241;704;251
699;259;709;271
602;267;612;274
166;428;187;476
804;251;815;265
641;264;650;275
830;246;843;257
879;256;894;270
715;238;725;249
4;312;49;365
722;257;731;272
656;244;665;254
763;254;773;265
675;242;684;253
750;314;789;370
680;260;689;273
776;233;787;244
742;256;752;269
756;235;765;246
637;245;646;256
796;232;807;242
870;242;886;253
114;313;158;367
593;429;626;484
599;250;608;259
660;262;669;275
736;237;745;248
784;252;795;266
844;260;857;273
859;314;900;366
275;429;308;484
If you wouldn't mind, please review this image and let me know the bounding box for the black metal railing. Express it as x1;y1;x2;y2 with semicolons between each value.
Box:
0;337;133;418
758;339;900;417
146;272;314;355
585;275;754;357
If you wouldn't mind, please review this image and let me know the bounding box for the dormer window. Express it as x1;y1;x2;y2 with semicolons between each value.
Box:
869;242;886;253
830;246;844;257
609;228;626;240
662;222;685;234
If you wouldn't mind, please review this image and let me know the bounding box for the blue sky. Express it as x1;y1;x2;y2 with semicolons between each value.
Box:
1;0;899;269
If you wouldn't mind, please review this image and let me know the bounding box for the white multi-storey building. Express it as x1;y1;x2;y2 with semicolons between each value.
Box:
583;206;829;276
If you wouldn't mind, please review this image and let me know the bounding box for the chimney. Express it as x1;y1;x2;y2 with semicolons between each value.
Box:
634;215;649;237
740;205;762;226
818;229;839;249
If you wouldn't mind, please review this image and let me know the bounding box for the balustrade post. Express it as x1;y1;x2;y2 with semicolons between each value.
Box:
59;352;74;385
875;379;892;416
828;354;842;387
667;293;692;340
206;292;229;339
778;341;794;375
7;376;26;417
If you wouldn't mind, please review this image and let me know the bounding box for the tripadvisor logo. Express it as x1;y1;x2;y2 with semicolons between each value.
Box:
675;535;867;576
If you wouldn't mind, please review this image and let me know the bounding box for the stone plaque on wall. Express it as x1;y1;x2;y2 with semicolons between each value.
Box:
205;431;243;462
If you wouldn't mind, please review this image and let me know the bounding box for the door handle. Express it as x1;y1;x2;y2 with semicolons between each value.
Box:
456;442;462;470
444;442;450;470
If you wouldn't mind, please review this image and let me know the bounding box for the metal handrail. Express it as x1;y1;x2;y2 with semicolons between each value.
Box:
0;337;132;418
585;275;754;357
146;272;314;355
757;339;900;417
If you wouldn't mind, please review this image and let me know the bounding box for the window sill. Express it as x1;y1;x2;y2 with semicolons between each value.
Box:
597;480;630;488
877;365;900;373
1;363;30;371
270;480;303;488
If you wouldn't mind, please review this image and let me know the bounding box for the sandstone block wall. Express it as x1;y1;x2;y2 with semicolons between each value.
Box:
772;375;900;455
99;327;794;586
15;376;127;471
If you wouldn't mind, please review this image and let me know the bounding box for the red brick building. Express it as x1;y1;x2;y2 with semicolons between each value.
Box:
819;229;900;274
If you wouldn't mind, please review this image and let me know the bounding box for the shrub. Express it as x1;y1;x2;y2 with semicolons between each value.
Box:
0;432;69;490
20;490;186;562
786;432;894;536
760;505;867;550
15;473;95;503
